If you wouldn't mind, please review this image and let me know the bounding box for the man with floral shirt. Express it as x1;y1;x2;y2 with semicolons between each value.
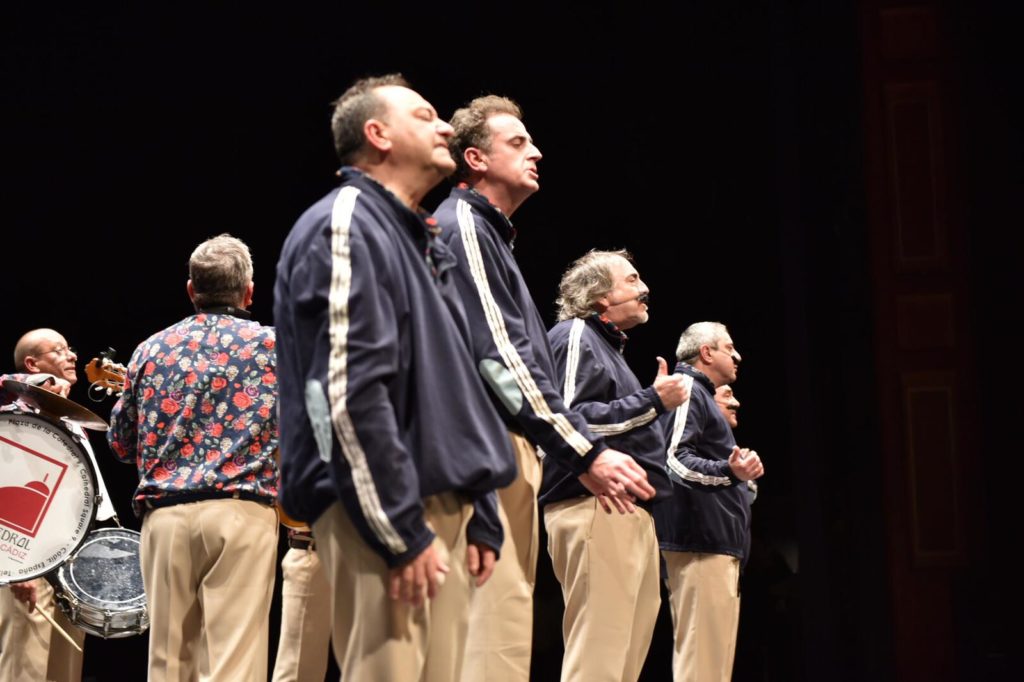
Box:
107;234;279;681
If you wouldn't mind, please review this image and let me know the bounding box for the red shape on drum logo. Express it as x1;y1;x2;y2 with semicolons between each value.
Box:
0;434;68;538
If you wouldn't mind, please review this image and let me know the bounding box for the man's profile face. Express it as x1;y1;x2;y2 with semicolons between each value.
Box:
704;333;741;386
599;256;650;330
479;113;542;196
714;384;740;428
26;330;78;385
376;85;456;178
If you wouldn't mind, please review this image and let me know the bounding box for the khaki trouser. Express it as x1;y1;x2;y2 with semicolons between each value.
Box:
544;497;661;682
461;432;542;682
271;546;331;682
662;551;741;682
0;579;85;682
314;492;473;682
141;498;278;682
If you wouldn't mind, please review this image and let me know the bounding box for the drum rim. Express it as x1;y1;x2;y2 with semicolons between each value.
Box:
0;410;99;585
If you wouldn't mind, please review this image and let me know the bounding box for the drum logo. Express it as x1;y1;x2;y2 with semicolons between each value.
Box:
0;433;68;538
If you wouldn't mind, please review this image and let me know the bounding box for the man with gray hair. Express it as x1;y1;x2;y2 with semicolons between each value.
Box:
653;322;764;682
108;234;280;681
433;96;655;680
542;249;688;681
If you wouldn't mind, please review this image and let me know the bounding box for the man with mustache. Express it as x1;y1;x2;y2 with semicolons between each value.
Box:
543;250;688;681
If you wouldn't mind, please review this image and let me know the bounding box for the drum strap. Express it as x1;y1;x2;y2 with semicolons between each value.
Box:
69;422;118;521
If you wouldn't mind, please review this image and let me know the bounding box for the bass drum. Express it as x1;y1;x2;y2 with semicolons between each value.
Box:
53;527;149;638
0;411;97;585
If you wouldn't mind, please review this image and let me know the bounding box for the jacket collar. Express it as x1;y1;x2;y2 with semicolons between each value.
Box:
675;363;715;393
587;313;628;353
451;184;517;247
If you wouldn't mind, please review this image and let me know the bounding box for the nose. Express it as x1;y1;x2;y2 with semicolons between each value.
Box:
731;350;742;363
436;120;454;138
528;143;542;161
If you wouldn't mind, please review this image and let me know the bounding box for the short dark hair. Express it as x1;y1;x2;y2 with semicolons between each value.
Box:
330;73;411;165
448;95;523;183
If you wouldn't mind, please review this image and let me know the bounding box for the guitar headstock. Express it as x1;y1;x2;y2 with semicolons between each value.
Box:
85;349;127;399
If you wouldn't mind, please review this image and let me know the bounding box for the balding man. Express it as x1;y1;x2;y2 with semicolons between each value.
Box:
1;328;117;682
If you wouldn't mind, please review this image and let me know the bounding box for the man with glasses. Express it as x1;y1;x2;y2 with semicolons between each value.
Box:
653;322;764;682
1;328;107;682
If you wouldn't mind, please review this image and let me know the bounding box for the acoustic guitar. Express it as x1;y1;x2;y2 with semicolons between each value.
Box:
84;351;127;399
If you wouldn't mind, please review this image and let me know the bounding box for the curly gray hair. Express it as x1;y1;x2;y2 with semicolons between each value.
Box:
555;249;633;321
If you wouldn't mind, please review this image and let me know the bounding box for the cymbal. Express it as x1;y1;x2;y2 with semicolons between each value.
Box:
2;379;109;431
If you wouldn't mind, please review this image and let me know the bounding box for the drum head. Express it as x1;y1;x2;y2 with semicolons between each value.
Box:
55;527;148;638
0;412;97;585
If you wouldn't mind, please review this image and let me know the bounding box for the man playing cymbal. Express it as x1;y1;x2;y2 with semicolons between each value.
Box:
0;328;115;682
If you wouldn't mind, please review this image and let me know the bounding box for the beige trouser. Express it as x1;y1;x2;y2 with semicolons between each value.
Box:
461;432;542;682
544;497;661;682
314;493;473;682
271;546;331;682
662;551;741;682
0;579;85;682
141;498;278;682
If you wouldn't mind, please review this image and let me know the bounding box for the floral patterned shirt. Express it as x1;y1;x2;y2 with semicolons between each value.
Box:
107;310;279;515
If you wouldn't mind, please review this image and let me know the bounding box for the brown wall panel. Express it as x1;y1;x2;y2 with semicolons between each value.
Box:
902;372;963;565
896;293;955;350
885;81;948;271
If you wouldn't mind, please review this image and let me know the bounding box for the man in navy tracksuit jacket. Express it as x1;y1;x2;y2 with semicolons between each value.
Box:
433;95;655;680
652;322;765;682
274;76;515;682
543;250;687;682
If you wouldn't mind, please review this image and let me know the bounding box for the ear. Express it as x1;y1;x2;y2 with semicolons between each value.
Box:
187;279;196;303
464;147;488;173
699;344;715;364
592;296;610;315
243;282;254;308
364;118;391;153
23;355;40;373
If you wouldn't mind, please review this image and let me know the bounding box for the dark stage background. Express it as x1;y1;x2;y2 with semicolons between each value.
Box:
2;2;1018;680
